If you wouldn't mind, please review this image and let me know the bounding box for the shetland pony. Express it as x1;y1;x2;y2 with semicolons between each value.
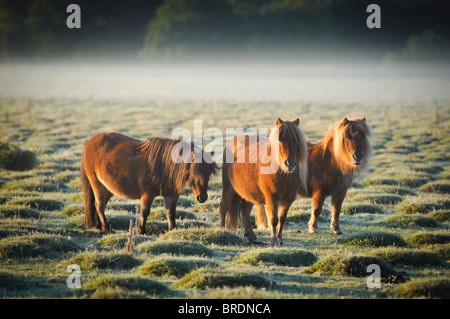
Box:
81;132;218;234
219;118;308;246
255;117;372;235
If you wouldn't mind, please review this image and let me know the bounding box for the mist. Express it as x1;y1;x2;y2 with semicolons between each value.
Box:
1;59;449;104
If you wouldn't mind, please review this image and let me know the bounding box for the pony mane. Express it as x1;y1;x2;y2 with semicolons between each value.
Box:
320;118;373;175
138;137;218;194
269;119;308;192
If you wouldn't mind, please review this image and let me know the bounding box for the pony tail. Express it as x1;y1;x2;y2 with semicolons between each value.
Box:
299;156;308;195
80;156;99;229
255;204;268;230
224;194;241;232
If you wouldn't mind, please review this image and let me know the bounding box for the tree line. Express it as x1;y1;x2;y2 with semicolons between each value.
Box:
0;0;449;62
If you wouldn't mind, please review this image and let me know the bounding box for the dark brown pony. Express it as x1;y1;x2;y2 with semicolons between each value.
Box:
220;118;308;246
255;117;372;235
81;132;218;234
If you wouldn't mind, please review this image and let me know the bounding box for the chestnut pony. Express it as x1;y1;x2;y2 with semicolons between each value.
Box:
255;117;372;235
81;132;218;234
220;118;308;246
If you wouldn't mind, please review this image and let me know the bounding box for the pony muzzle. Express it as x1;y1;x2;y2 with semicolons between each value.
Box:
284;159;297;172
352;152;364;166
196;194;208;203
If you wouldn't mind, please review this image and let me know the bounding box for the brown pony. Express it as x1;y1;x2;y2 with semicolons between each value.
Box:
81;132;218;234
255;117;372;235
219;118;308;246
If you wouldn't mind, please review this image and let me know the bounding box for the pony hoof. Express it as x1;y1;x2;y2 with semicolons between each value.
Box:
269;239;280;247
244;233;258;243
331;229;343;235
308;228;319;234
100;228;111;234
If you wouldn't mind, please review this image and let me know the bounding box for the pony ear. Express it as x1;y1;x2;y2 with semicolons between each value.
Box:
292;118;300;126
342;117;350;125
362;117;366;122
275;118;284;127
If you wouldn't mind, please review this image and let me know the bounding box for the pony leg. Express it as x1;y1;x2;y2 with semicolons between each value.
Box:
255;204;268;230
276;202;292;245
90;180;112;233
265;198;280;246
164;194;179;231
138;192;155;234
240;200;256;242
308;191;326;234
330;191;346;235
95;193;112;233
219;177;237;230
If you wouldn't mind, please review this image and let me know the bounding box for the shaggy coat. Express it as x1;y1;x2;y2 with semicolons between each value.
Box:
81;132;218;234
220;118;308;246
255;117;372;234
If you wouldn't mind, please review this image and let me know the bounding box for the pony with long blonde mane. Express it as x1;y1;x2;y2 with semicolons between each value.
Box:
256;117;372;235
220;117;308;246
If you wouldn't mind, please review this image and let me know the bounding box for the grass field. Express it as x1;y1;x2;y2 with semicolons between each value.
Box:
0;64;449;299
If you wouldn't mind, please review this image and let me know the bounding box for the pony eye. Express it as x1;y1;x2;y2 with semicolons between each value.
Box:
345;136;350;141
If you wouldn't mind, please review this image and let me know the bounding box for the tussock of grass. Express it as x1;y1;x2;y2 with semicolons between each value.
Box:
66;251;140;270
0;142;37;171
8;197;65;211
136;240;213;257
0;205;40;219
97;233;148;249
428;243;450;261
85;274;171;297
405;233;450;246
0;272;49;293
175;267;271;289
395;278;450;298
0;233;79;258
60;204;83;217
349;194;403;205
144;221;168;235
0;219;40;238
361;177;400;187
90;287;148;299
342;203;385;215
53;171;79;183
364;185;416;196
304;255;402;282
396;195;450;214
383;214;440;228
419;180;450;194
370;247;445;267
236;248;317;267
160;227;247;246
1;178;68;193
188;286;273;299
286;212;326;223
137;256;217;277
177;196;195;208
339;231;409;247
411;164;444;175
145;220;210;234
428;210;450;223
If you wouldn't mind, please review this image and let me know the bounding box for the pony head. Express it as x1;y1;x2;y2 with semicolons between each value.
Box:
274;117;308;173
188;148;218;203
326;117;372;174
